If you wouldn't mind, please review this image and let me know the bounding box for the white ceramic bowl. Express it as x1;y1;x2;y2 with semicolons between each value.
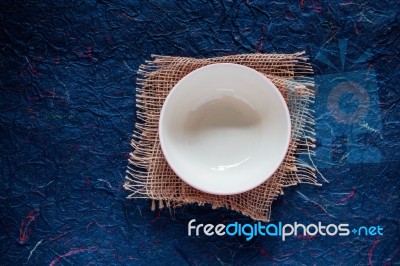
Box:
159;63;291;195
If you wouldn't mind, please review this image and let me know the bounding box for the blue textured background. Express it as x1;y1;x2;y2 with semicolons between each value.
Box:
1;0;399;265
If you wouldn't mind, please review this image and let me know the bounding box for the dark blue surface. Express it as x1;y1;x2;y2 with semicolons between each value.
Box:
1;0;399;265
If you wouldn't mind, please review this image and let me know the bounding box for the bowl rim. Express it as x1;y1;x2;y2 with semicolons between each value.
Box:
159;63;292;195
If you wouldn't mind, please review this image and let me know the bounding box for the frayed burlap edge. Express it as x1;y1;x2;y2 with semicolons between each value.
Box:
124;52;322;222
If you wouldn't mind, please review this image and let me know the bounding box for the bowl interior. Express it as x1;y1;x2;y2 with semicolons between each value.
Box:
159;63;291;195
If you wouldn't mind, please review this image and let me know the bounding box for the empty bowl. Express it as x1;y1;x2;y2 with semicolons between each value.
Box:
159;63;291;195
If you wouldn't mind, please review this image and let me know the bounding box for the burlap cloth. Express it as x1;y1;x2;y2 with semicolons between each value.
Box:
124;52;321;222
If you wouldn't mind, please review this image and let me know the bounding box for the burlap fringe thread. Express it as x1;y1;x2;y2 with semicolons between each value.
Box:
124;52;321;222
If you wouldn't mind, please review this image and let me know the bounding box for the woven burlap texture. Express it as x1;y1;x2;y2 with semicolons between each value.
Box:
124;52;320;222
